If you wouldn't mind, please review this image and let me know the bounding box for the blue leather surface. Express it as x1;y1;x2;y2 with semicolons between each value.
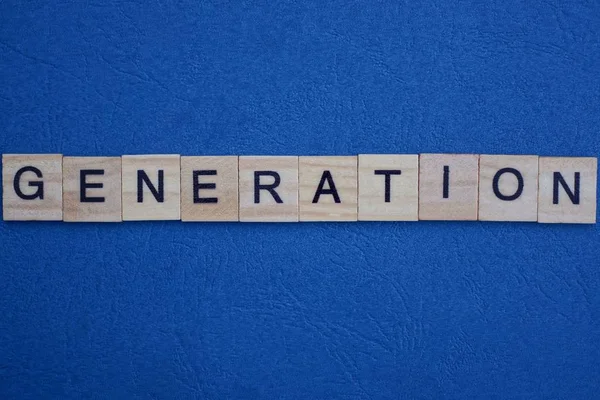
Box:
1;1;600;398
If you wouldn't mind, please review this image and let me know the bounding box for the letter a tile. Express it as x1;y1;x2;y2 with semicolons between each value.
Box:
538;157;597;224
478;155;538;222
299;156;358;221
122;155;181;221
419;154;479;220
2;154;63;221
238;156;298;222
63;157;122;222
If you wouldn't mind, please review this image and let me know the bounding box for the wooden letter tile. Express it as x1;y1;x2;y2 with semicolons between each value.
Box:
299;156;358;221
358;154;418;221
419;154;479;220
538;157;597;224
122;155;180;221
181;156;239;221
63;157;122;222
2;154;63;221
478;155;539;222
239;156;298;222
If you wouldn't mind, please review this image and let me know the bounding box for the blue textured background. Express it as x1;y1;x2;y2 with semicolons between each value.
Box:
1;1;600;399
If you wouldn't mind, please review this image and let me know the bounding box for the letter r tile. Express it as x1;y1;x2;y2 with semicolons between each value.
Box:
238;156;299;222
2;154;63;221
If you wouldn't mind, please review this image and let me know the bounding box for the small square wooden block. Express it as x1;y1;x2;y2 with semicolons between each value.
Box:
299;156;358;221
181;156;239;222
419;154;479;221
478;155;539;222
358;154;419;221
538;157;597;224
2;154;63;221
122;155;181;221
238;156;299;222
63;157;122;222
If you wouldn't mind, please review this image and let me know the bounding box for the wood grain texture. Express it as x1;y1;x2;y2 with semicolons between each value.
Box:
419;154;479;221
358;154;418;221
478;155;538;222
63;157;122;222
122;155;181;221
2;154;63;221
299;156;357;221
239;156;298;222
538;157;597;224
181;156;239;222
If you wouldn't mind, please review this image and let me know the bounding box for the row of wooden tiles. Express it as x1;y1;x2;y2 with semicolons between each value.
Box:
2;154;597;223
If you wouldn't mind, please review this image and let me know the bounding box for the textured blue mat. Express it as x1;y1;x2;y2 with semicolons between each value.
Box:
1;1;599;398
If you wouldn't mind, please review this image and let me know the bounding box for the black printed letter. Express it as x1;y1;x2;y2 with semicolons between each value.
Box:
443;166;450;198
80;169;105;203
13;166;44;200
313;171;341;203
492;168;523;201
254;171;282;204
193;170;218;204
137;170;164;203
553;172;580;205
374;170;402;203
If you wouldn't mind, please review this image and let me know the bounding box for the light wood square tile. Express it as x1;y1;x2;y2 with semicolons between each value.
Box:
122;155;180;221
538;157;597;224
358;154;418;221
419;154;479;220
181;156;239;222
299;156;358;221
478;155;538;222
239;156;298;222
2;154;63;221
63;157;122;222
